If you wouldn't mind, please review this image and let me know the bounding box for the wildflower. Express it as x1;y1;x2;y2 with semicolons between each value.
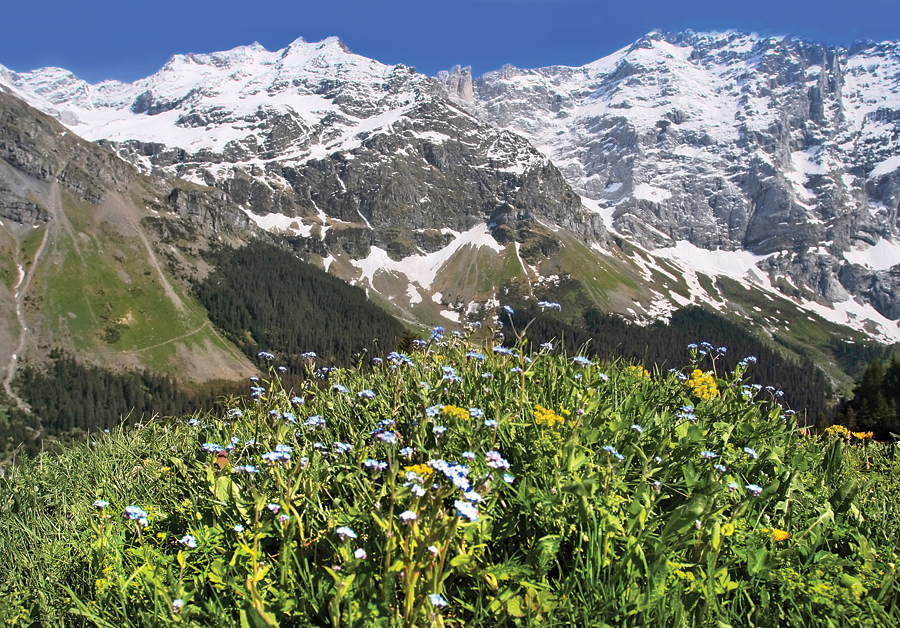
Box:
717;346;727;353
375;430;398;445
493;346;512;355
172;599;184;613
201;443;223;454
428;545;439;556
278;514;290;525
602;445;624;461
233;464;259;474
334;442;353;454
502;305;514;314
573;356;593;366
93;500;109;510
336;526;357;540
540;342;554;350
301;351;317;359
413;339;428;348
364;459;388;473
291;396;304;405
728;482;739;492
464;491;483;503
372;357;383;365
354;548;367;560
652;480;662;491
630;424;643;434
462;451;476;461
687;343;698;350
411;484;426;497
431;326;445;340
278;366;287;373
261;451;290;464
537;300;562;311
485;451;510;470
469;407;484;419
745;484;763;497
433;426;447;438
400;447;414;458
483;419;498;430
700;451;718;460
306;415;326;429
426;405;443;418
599;372;609;382
686;369;718;400
510;367;523;374
429;593;448;607
714;464;727;474
180;535;198;549
481;372;494;379
455;500;479;522
281;412;296;423
257;351;275;360
400;510;418;524
772;528;790;542
466;350;486;361
358;389;376;400
743;447;759;460
333;384;350;394
123;505;148;522
503;472;515;484
188;418;200;426
234;524;245;533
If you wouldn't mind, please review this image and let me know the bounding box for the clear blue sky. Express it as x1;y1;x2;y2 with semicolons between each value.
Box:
3;0;899;83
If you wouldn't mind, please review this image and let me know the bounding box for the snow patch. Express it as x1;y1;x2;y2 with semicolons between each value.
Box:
633;183;672;203
843;238;900;271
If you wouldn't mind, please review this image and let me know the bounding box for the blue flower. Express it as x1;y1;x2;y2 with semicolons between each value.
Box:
257;351;275;360
743;447;759;460
573;356;593;366
267;503;280;514
483;419;498;430
301;351;317;359
469;407;484;419
429;593;448;607
700;451;718;460
333;384;350;394
172;599;184;613
336;526;357;540
431;326;445;340
492;346;512;355
234;524;245;533
433;426;447;437
354;548;367;560
462;451;476;461
306;415;326;429
454;500;479;522
93;500;109;510
364;458;388;473
485;451;510;470
537;300;562;311
400;447;414;458
540;342;554;350
502;305;514;314
180;534;197;549
227;408;242;417
630;424;643;434
745;484;763;497
399;510;418;524
466;351;486;361
503;472;515;484
357;389;376;400
729;482;739;492
714;464;727;474
334;442;353;454
425;405;442;417
201;443;223;454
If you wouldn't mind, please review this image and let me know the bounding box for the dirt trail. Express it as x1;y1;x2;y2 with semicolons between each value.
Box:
3;224;50;410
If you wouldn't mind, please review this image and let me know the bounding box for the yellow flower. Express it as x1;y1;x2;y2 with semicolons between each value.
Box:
533;405;566;429
686;369;718;400
851;431;874;440
441;405;469;422
825;425;852;440
403;464;434;482
772;528;790;542
625;365;651;380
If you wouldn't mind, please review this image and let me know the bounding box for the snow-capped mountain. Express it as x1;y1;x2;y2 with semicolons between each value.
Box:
4;31;900;348
439;31;900;321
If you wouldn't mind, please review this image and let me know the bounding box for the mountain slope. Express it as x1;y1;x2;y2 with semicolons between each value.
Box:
0;90;257;390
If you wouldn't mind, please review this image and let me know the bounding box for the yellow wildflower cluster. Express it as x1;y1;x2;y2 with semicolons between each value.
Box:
824;424;874;441
441;405;469;421
625;365;651;380
766;528;790;542
686;369;718;400
533;405;568;429
403;464;434;482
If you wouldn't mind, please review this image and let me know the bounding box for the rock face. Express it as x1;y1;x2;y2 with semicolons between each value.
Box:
444;31;900;316
0;37;602;260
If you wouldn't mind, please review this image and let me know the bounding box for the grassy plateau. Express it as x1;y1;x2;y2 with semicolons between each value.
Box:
1;315;899;627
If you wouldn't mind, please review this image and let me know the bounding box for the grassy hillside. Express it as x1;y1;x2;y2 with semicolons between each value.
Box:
1;320;898;627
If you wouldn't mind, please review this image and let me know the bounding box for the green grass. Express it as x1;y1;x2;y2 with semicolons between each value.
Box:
1;326;898;627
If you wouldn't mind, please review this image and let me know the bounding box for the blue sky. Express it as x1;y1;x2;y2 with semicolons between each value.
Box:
3;0;899;83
